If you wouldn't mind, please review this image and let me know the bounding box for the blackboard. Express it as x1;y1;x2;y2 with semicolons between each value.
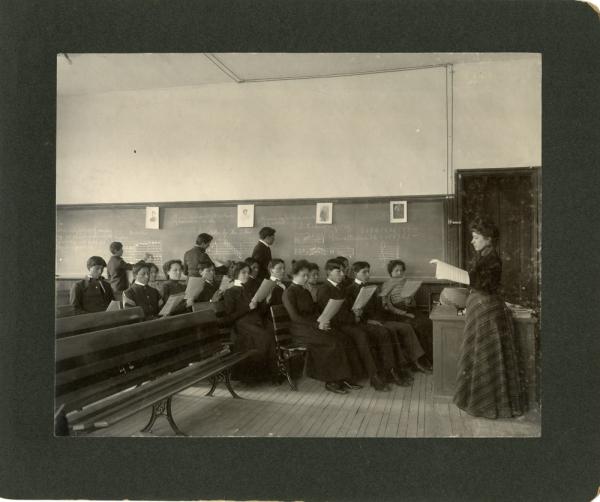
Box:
56;199;446;279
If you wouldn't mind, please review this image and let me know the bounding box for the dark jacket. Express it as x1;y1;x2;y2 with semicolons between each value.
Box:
158;280;186;304
183;246;214;277
223;284;267;327
107;255;132;293
69;277;114;314
282;283;319;327
345;281;382;321
251;241;272;281
315;280;356;328
196;280;222;303
468;246;502;295
123;283;161;318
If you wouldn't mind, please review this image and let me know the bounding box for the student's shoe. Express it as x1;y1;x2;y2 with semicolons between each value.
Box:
325;382;348;394
414;360;433;374
340;380;363;390
390;368;412;387
370;375;391;391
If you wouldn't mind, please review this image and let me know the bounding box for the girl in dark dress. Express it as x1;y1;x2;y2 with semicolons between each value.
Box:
223;262;277;384
453;219;523;419
123;261;162;319
282;260;360;394
69;256;114;314
265;258;288;314
158;259;188;315
159;259;186;304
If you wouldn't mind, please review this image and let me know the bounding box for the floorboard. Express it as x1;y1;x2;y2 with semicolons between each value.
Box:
86;374;541;438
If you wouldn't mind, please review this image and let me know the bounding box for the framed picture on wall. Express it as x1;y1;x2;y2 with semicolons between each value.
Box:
390;201;407;223
145;206;160;229
237;204;254;228
316;202;333;224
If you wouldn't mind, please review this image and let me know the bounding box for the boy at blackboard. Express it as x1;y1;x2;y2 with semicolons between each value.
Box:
196;261;225;303
316;259;389;391
381;259;434;364
183;233;214;277
107;241;133;299
123;261;162;319
69;256;114;314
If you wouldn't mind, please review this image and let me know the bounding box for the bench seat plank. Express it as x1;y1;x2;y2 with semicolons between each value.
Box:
69;352;251;431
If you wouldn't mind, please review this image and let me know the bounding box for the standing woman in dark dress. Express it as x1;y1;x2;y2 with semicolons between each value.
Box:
282;260;362;394
453;219;523;419
223;261;277;383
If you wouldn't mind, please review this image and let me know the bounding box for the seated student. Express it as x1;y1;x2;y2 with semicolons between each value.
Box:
381;259;434;365
123;261;163;319
282;260;362;394
316;259;389;391
266;258;288;309
345;261;414;386
147;262;160;290
107;241;133;299
195;261;225;303
244;256;261;297
69;256;114;314
348;262;429;385
336;256;354;293
305;262;320;303
158;259;187;315
223;261;277;384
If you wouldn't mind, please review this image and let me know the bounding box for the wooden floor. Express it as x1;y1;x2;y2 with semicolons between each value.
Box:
87;374;541;438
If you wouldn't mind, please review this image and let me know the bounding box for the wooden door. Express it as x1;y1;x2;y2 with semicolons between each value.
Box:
456;168;540;309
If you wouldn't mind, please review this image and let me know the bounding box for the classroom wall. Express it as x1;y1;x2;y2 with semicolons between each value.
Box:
56;67;448;204
56;57;541;205
453;58;541;172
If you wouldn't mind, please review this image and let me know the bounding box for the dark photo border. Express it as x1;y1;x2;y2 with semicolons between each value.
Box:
1;1;600;500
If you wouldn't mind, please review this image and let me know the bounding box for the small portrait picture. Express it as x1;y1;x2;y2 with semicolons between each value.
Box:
390;201;407;223
237;204;254;228
316;202;333;224
145;206;160;229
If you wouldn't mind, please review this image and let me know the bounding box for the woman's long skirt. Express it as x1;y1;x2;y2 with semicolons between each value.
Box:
232;316;277;383
453;291;523;419
289;323;353;383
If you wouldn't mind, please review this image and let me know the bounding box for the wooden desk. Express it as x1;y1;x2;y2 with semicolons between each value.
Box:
430;305;539;409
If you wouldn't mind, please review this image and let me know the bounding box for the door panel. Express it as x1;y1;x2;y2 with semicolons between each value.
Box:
457;169;540;309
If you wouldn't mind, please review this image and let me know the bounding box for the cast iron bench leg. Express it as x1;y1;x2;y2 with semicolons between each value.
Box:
140;397;187;436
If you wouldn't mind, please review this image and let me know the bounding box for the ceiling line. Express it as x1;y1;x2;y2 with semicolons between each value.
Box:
236;63;448;83
204;53;243;83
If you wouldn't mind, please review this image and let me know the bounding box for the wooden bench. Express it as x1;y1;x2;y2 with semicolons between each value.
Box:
55;310;251;436
270;305;308;391
191;301;237;397
55;307;145;338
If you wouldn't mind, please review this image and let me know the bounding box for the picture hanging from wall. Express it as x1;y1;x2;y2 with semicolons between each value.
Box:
316;202;333;224
145;206;160;229
390;201;407;223
237;204;254;228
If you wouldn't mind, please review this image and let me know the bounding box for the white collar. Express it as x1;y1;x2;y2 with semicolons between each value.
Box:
292;280;304;286
233;279;244;287
270;276;281;282
327;279;340;288
134;280;147;287
354;279;364;285
205;280;213;286
259;239;271;248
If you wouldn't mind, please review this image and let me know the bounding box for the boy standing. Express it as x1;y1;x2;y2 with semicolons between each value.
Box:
107;241;133;299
